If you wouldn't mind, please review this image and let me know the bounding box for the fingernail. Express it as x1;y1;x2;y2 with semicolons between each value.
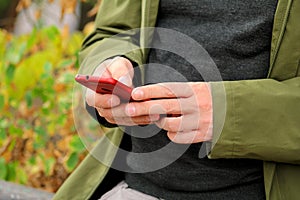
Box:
126;104;136;116
132;88;144;99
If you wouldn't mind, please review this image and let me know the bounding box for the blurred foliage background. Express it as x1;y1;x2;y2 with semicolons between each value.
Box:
0;0;100;193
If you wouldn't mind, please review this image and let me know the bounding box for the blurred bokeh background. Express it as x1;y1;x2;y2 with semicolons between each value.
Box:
0;0;101;194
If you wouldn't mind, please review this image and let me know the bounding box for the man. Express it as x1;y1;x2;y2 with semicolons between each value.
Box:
54;0;300;199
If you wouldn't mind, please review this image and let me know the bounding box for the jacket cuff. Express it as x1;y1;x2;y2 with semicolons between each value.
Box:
207;81;235;159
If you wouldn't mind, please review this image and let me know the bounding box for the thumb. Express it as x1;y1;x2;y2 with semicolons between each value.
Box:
118;75;132;86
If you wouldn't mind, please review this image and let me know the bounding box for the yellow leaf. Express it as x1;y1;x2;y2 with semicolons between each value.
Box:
16;0;32;12
60;0;78;18
35;9;42;20
61;25;70;39
83;22;95;36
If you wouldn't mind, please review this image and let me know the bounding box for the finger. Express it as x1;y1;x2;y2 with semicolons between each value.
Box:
86;88;120;109
167;130;207;144
156;114;201;132
107;57;134;86
97;103;128;118
131;82;195;101
92;59;114;77
125;98;198;117
101;114;160;126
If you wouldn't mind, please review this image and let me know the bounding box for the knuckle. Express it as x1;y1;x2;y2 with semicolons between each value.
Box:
164;120;177;132
164;101;174;112
137;103;148;116
163;86;176;98
111;57;130;68
106;117;115;124
100;109;112;119
201;118;212;129
97;108;104;116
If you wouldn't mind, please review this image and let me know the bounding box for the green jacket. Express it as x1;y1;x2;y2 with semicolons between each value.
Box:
53;0;300;199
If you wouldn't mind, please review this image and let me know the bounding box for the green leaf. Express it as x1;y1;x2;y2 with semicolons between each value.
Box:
33;127;47;149
74;53;80;68
7;162;17;181
0;118;9;128
8;139;16;152
42;26;60;41
62;72;76;83
66;152;79;172
26;29;38;50
17;119;30;129
0;128;6;140
56;114;66;126
6;64;15;82
34;126;46;137
12;51;48;100
58;59;74;69
43;62;52;73
70;135;85;153
0;94;4;110
9;126;23;137
25;91;33;107
33;126;48;149
28;156;36;165
5;42;26;64
17;167;28;184
45;157;55;176
6;48;21;64
0;158;7;180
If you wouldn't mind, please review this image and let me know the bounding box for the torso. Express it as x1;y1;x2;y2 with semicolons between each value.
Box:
125;0;278;199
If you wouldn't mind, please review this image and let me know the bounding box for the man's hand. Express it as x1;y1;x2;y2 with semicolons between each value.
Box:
85;57;160;126
126;82;213;143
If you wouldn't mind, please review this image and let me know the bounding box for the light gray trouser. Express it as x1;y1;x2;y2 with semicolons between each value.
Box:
99;181;163;200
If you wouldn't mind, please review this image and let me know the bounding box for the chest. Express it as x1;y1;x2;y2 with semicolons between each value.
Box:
159;0;278;21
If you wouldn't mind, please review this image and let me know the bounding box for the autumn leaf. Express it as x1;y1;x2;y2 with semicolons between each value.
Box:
35;9;42;20
60;0;78;20
16;0;32;12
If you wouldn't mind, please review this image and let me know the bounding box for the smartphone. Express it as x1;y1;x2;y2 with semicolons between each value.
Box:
75;74;133;101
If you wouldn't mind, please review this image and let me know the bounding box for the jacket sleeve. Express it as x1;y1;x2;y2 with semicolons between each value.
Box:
78;0;145;128
79;0;144;74
208;76;300;165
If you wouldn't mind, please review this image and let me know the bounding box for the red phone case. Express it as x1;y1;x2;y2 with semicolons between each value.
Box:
75;74;133;101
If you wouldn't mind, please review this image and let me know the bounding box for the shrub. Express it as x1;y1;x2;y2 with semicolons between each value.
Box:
0;26;87;192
